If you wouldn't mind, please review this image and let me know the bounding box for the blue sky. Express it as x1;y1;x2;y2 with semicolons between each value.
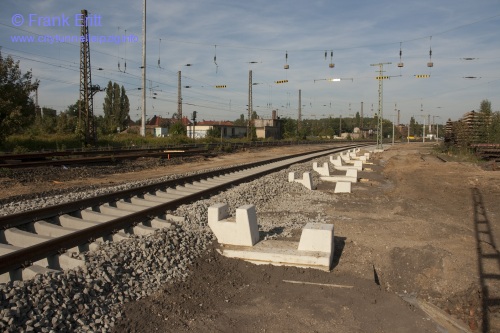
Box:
1;0;500;125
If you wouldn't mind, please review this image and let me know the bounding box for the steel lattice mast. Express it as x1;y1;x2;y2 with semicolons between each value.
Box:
78;9;99;145
370;62;391;149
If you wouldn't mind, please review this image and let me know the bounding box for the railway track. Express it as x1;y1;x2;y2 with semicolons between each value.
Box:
0;140;357;169
0;143;370;282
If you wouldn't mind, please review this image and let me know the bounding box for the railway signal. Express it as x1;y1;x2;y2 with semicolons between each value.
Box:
415;74;431;78
275;80;288;84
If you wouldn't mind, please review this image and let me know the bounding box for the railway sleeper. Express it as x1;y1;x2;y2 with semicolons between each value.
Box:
141;192;175;203
1;264;59;284
129;196;166;207
55;214;108;251
115;199;159;211
78;208;160;236
0;232;85;281
183;182;216;190
153;190;185;200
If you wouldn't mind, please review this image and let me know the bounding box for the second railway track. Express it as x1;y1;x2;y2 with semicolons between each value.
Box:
0;143;370;281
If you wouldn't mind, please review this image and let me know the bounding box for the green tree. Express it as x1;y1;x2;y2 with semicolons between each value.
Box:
169;121;186;136
0;51;39;145
478;99;492;143
56;112;76;134
112;82;121;131
281;117;297;139
66;101;80;117
490;112;500;143
102;81;114;131
233;114;246;126
102;81;130;133
119;86;130;130
206;126;221;138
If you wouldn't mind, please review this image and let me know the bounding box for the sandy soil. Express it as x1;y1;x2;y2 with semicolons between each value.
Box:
2;143;499;332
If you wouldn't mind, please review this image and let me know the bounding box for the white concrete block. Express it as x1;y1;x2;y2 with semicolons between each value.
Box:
208;203;229;222
208;204;260;246
218;222;335;271
340;153;351;162
289;172;315;190
321;176;356;183
313;162;330;176
334;181;351;193
330;155;343;167
298;223;334;254
353;160;363;171
364;152;371;160
345;169;358;178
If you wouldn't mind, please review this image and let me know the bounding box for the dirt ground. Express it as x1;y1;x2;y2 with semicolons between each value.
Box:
2;143;500;332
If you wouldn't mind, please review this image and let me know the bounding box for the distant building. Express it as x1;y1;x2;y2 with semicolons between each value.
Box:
254;110;282;139
125;115;192;137
187;120;247;139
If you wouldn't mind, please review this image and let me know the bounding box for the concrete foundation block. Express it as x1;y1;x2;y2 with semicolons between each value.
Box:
340;153;351;162
313;162;330;176
364;152;371;159
288;172;315;190
330;155;343;167
322;169;358;183
353;160;363;171
346;169;358;179
208;204;260;246
298;223;334;254
218;222;335;271
334;181;351;193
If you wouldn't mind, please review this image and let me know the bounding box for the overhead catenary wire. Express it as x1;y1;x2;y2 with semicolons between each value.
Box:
1;9;498;122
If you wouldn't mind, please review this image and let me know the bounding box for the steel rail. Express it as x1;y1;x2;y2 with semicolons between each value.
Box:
0;145;345;229
0;143;369;275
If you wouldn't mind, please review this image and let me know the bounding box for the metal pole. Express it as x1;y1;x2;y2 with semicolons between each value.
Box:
177;71;182;122
339;114;342;136
298;89;302;135
247;70;252;139
140;0;146;137
392;115;395;145
407;123;410;144
423;116;426;143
